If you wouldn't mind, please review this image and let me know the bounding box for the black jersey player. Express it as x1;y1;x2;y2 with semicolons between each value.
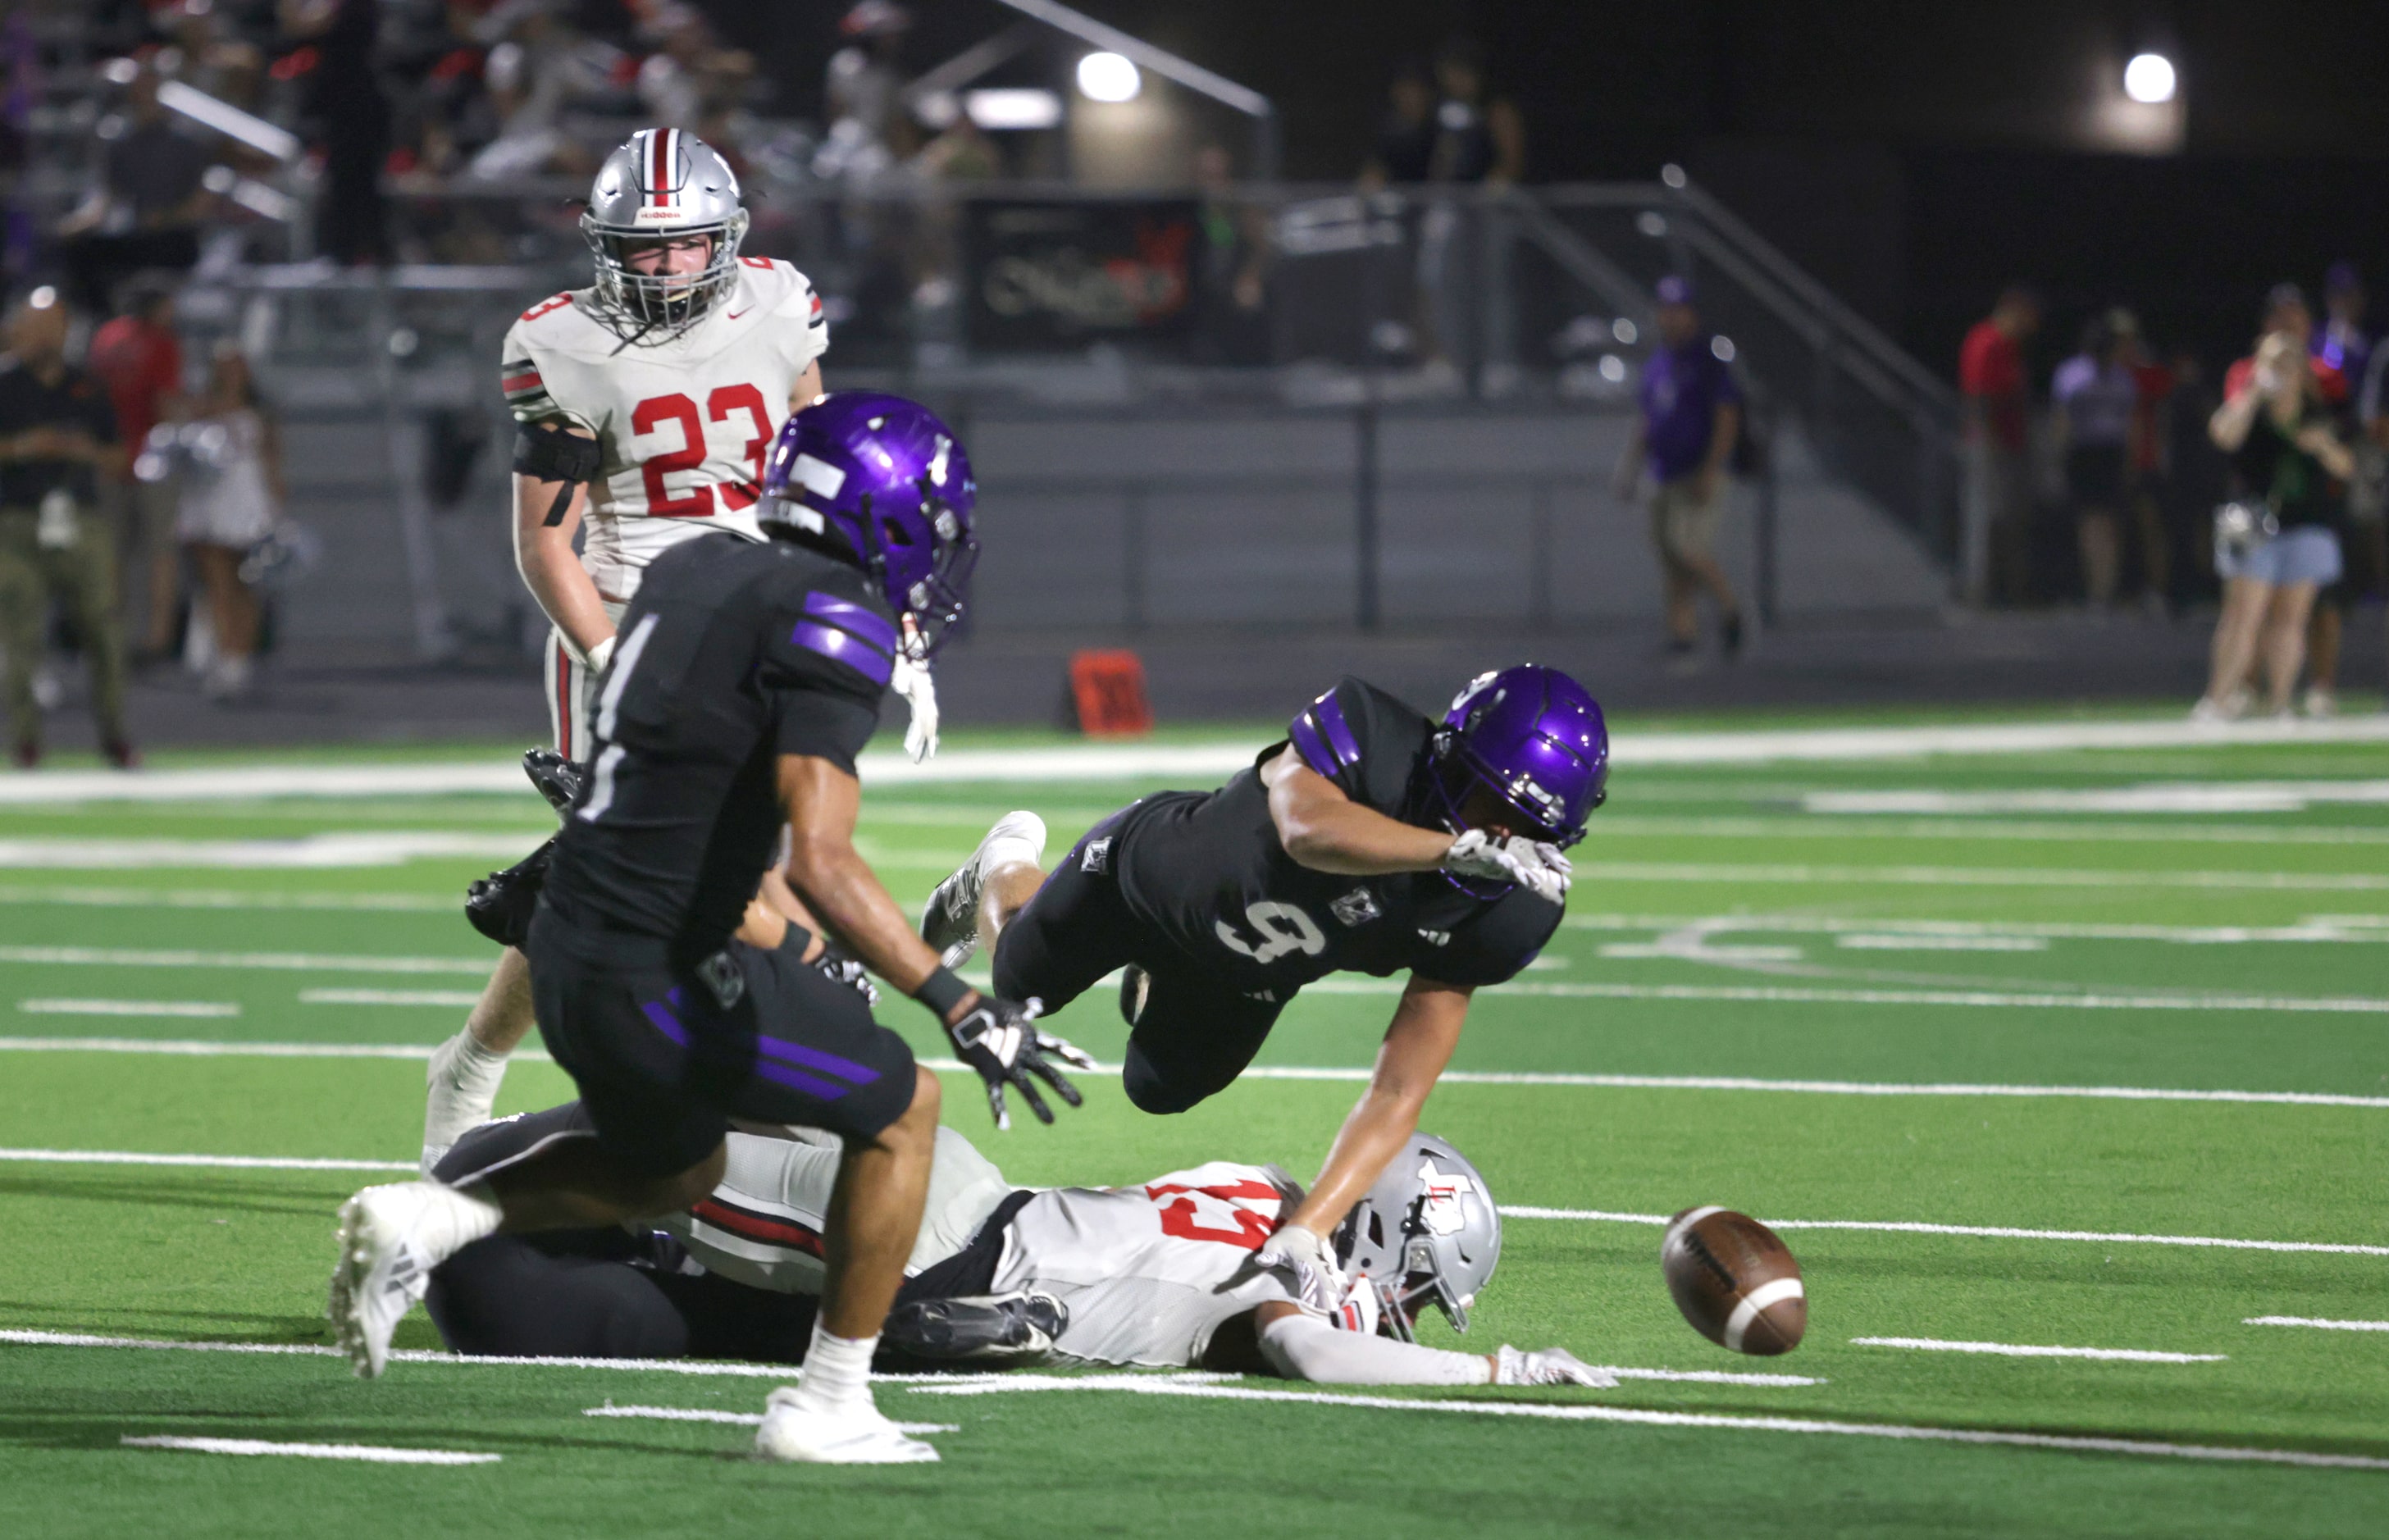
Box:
327;394;1087;1465
921;666;1607;1308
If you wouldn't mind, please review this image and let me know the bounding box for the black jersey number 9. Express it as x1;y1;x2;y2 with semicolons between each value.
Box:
1213;901;1328;966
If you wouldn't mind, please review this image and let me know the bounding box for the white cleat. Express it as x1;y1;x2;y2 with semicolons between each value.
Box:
754;1387;941;1464
920;810;1046;968
326;1184;440;1379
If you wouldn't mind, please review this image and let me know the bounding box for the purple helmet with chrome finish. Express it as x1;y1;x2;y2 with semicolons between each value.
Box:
759;391;978;657
1429;665;1608;866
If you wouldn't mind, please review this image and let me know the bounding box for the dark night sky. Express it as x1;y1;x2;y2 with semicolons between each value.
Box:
713;1;2389;369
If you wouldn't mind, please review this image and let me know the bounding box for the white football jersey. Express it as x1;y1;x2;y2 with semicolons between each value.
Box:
499;257;828;600
649;1125;1010;1297
989;1160;1311;1369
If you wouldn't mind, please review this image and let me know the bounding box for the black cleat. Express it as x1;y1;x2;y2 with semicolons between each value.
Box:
882;1292;1067;1363
522;749;587;819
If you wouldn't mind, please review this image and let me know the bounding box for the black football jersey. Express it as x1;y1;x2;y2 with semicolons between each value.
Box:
543;532;891;954
1111;677;1562;995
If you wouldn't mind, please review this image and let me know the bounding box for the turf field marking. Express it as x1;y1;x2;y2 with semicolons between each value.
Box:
299;989;485;1009
1833;935;2049;952
120;1435;499;1465
16;999;239;1018
1505;1209;2389;1257
900;1374;2389;1472
581;1406;962;1433
0;834;546;868
1850;1337;2227;1363
7;1037;2389;1111
1589;861;2389;892
1600;815;2389;847
0;945;490;975
0;1148;414;1172
2245;1317;2389;1333
1315;977;2389;1015
1565;914;2389;946
0;885;456;912
0;1328;946;1378
1808;781;2389;816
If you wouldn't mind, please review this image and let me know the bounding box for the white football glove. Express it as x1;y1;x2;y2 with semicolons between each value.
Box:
565;631;616;677
1254;1223;1349;1312
890;652;939;764
1442;829;1573;905
1493;1346;1616;1388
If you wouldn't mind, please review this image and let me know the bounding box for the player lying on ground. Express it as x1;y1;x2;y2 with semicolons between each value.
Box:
328;396;1088;1465
422;126;933;1173
424;1101;1612;1396
920;665;1607;1307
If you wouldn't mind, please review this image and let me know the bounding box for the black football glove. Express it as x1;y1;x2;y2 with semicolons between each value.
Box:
944;996;1096;1131
464;836;554;950
522;749;586;820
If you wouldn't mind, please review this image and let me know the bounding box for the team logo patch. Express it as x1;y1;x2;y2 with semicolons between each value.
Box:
1417;928;1451;947
695;951;745;1011
1329;887;1381;927
1244;988;1277;1004
1415;1158;1478;1237
1080;836;1112;874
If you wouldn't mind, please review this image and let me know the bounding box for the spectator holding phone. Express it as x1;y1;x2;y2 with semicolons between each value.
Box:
2197;285;2353;722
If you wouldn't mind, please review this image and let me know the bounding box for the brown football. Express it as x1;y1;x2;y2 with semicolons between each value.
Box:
1661;1206;1807;1355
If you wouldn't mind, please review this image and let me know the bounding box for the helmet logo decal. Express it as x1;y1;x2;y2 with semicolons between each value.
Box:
1415;1158;1477;1237
789;452;846;499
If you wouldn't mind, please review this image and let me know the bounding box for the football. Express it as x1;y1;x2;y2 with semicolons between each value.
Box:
1661;1206;1808;1355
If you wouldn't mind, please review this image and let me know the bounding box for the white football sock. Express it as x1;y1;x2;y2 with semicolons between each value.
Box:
422;1029;510;1169
791;1321;880;1412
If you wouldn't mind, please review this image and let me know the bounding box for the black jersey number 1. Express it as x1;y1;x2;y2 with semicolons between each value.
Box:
574;613;661;826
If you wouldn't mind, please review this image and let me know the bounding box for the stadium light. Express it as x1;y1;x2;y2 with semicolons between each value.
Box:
1076;51;1141;103
2123;52;2176;105
965;88;1064;130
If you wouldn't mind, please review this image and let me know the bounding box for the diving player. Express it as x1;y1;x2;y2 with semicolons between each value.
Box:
422;127;849;1173
328;396;1089;1465
921;666;1607;1308
422;1102;1614;1399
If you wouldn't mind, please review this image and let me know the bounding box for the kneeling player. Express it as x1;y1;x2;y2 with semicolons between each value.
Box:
921;666;1607;1307
424;1103;1610;1395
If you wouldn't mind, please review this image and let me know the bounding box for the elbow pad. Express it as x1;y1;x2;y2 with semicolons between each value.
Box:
513;421;602;484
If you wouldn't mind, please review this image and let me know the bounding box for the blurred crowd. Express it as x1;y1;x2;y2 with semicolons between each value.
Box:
1958;267;2387;716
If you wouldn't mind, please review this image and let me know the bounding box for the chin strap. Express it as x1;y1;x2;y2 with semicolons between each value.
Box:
890;642;939;763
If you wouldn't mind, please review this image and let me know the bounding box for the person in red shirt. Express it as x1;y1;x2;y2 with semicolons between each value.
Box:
1958;285;2040;604
87;277;185;661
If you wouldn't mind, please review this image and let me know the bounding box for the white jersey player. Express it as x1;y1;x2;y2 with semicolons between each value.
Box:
427;1107;1612;1392
422;128;828;1176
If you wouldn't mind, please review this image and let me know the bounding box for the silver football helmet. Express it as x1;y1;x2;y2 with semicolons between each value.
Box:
581;128;750;337
1331;1132;1502;1342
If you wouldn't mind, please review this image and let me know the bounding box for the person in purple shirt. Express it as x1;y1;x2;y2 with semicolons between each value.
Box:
1613;276;1744;663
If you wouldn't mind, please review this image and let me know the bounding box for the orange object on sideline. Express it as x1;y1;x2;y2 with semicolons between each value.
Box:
1069;650;1153;738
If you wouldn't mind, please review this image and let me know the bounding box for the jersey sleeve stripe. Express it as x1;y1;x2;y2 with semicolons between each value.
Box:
803;591;900;657
691;1196;827;1256
791;621;894;686
1291;688;1361;776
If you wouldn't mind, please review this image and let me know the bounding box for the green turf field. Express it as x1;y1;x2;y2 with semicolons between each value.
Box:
3;712;2387;1538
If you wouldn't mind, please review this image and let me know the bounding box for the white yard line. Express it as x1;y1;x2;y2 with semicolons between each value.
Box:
0;945;490;974
121;1435;498;1465
1589;861;2389;892
1807;782;2389;816
299;989;485;1009
0;1148;413;1172
1833;936;2051;952
1563;914;2389;946
1850;1337;2225;1363
1598;816;2389;847
7;716;2387;807
2;1036;2386;1111
581;1406;961;1432
0;1328;934;1379
0;885;454;912
17;1000;239;1018
1506;1208;2389;1257
0;833;545;869
1314;977;2389;1014
2245;1317;2389;1333
897;1374;2389;1473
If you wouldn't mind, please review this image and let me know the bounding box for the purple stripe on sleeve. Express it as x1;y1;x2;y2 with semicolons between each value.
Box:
641;998;689;1046
791;621;895;686
803;592;900;658
1288;712;1342;778
753;1058;851;1101
1311;689;1362;770
756;1033;882;1085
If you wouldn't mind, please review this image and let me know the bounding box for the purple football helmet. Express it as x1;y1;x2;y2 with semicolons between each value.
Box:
1429;666;1608;892
759;391;978;657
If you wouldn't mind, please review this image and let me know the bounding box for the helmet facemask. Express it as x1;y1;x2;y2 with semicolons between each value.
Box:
582;208;750;339
855;485;979;660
